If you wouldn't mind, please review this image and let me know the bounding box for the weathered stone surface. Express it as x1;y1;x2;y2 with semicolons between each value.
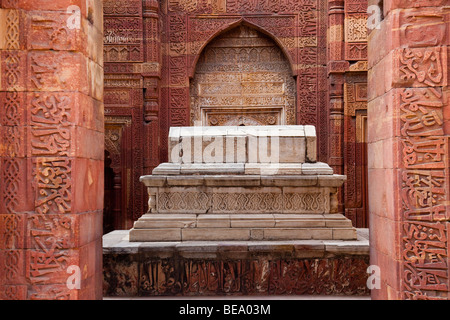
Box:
132;212;358;241
130;229;182;242
152;163;181;175
182;228;251;241
264;228;333;240
168;125;313;165
197;214;230;228
230;215;276;228
0;3;104;300
368;0;450;300
132;125;355;242
180;163;245;175
301;163;334;175
133;214;197;229
204;175;261;187
104;229;371;297
245;163;303;175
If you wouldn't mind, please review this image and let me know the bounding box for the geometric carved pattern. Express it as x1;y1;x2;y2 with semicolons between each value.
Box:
1;6;24;301
104;15;144;62
2;8;22;219
345;14;367;43
213;192;284;213
5;52;20;88
5;9;19;50
3;159;20;214
163;0;323;133
191;25;296;126
157;190;328;214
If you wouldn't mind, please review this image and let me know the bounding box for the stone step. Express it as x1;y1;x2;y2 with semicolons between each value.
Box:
130;214;356;242
152;163;334;176
141;174;346;187
130;227;356;242
134;214;353;229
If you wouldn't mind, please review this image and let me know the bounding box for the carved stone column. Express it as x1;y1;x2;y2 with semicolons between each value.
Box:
142;1;162;216
327;0;348;213
143;0;160;125
0;0;104;299
368;0;450;300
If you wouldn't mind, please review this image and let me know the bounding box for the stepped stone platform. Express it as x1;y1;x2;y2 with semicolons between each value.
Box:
103;229;370;297
130;125;357;242
110;125;368;297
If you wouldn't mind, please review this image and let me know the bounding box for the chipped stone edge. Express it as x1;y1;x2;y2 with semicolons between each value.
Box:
103;229;369;257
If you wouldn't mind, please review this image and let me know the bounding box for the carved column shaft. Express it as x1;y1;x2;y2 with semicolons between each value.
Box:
368;1;450;300
143;0;161;175
143;0;161;123
327;0;346;171
327;0;347;214
0;1;104;299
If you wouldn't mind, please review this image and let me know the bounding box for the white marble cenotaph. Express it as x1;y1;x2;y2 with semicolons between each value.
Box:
130;126;357;242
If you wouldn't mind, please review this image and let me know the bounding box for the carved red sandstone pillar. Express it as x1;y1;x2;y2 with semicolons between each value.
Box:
0;0;104;299
327;0;348;213
368;0;450;299
143;0;161;175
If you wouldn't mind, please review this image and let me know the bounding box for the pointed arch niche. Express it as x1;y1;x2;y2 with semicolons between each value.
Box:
190;25;297;127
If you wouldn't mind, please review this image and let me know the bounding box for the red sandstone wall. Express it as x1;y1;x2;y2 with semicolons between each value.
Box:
329;0;369;225
103;0;160;230
368;0;450;299
0;0;104;299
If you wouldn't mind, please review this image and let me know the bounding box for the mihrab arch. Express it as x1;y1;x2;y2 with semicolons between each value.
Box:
190;25;297;127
